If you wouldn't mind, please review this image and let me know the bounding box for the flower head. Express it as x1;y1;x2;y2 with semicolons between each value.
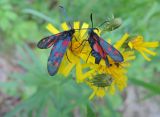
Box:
128;36;159;61
75;33;136;99
44;21;159;100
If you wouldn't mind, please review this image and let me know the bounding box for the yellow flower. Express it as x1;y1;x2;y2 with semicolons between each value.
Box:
86;73;113;99
128;36;159;61
45;21;159;100
75;34;136;99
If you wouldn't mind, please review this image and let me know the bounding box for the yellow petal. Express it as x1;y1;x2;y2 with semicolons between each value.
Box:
61;22;70;31
123;51;136;61
121;62;131;67
125;56;136;61
82;63;91;68
89;91;96;100
141;47;157;56
82;69;96;80
139;51;151;61
76;63;96;82
128;41;133;49
62;63;75;77
142;42;159;48
76;63;83;82
114;33;129;49
96;88;105;97
46;23;59;34
73;21;80;29
94;29;101;35
79;23;89;40
67;49;80;63
109;84;115;95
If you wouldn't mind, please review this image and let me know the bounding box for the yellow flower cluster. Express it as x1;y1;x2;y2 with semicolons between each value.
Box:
46;21;159;99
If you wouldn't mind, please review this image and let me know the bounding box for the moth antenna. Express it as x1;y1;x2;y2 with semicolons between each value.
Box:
59;6;72;29
90;13;103;31
90;13;93;28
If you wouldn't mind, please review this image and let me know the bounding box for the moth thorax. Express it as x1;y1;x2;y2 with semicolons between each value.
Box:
70;29;75;35
88;29;94;35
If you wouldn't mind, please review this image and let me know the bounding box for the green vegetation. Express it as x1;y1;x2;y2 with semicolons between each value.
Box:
0;0;160;117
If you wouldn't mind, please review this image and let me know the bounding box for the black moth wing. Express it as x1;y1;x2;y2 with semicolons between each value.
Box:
99;36;124;62
37;32;64;49
92;32;124;62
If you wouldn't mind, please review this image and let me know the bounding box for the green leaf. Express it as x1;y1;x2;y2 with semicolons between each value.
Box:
0;82;17;88
4;89;50;117
87;103;96;117
23;8;57;24
141;92;159;100
129;78;160;94
105;96;118;117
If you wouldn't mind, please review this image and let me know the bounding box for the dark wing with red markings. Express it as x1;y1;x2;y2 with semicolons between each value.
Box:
47;36;71;76
98;35;124;62
37;32;62;49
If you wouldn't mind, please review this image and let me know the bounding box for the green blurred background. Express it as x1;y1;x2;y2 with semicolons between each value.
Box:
0;0;160;117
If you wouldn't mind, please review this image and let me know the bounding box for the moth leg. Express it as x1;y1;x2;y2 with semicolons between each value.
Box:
72;35;78;41
86;50;92;63
79;35;89;52
71;36;88;54
105;56;110;67
66;51;72;63
74;34;89;50
70;38;74;52
74;39;88;49
76;29;82;42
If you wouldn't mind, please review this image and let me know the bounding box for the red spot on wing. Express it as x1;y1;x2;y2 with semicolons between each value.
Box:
108;47;112;52
47;38;51;43
62;40;69;46
113;50;119;55
59;53;63;57
54;52;63;57
53;61;59;67
47;41;55;48
92;35;108;58
93;43;98;52
54;52;59;57
93;42;106;58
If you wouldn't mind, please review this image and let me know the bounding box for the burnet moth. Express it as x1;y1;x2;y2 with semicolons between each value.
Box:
37;6;76;76
37;29;75;76
85;14;124;66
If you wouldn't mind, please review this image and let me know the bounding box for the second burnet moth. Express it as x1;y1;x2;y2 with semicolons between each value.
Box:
84;13;124;66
